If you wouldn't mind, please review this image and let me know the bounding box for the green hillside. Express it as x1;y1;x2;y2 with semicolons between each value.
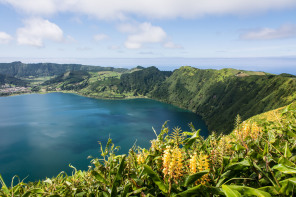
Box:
151;66;296;133
0;73;28;86
0;61;127;78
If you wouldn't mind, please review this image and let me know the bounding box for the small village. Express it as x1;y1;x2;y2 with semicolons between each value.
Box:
0;84;31;94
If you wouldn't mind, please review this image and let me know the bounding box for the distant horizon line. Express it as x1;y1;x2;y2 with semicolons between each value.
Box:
0;57;296;75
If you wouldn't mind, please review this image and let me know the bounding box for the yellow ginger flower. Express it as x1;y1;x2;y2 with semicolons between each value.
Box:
250;122;261;140
189;152;198;174
162;146;183;183
234;121;262;142
136;149;148;165
136;154;145;165
162;146;171;177
197;152;210;185
218;135;234;156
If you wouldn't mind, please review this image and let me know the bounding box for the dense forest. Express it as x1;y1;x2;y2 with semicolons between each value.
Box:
0;73;28;86
0;62;127;77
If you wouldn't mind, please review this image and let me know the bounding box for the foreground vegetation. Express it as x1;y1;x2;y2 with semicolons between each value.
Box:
1;102;296;196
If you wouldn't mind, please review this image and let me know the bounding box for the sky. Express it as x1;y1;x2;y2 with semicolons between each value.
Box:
0;0;296;74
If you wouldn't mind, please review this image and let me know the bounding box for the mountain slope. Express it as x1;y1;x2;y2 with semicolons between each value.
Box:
151;66;296;133
0;73;28;86
0;62;127;77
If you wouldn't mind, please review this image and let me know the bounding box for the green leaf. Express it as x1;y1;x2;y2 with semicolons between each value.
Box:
127;187;147;196
263;143;268;156
273;164;296;174
278;156;296;167
222;185;241;197
0;174;10;196
122;183;131;197
184;130;200;150
184;170;209;186
143;164;168;193
252;162;277;187
227;185;271;197
91;170;108;185
76;192;86;197
258;186;279;196
284;142;292;158
111;155;126;197
175;184;205;197
279;178;296;195
21;188;44;197
286;129;296;139
268;132;276;143
225;160;250;171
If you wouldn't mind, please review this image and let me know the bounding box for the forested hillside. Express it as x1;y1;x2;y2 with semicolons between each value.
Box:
151;66;296;132
0;62;127;77
0;73;28;86
119;66;172;95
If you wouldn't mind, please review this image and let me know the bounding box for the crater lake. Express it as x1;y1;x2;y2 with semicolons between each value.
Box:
0;92;208;183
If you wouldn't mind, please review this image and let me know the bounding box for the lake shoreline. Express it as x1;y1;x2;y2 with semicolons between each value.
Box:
0;90;210;131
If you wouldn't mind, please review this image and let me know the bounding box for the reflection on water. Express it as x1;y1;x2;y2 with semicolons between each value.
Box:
0;93;208;183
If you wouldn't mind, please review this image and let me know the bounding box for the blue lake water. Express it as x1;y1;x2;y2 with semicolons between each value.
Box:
0;93;208;183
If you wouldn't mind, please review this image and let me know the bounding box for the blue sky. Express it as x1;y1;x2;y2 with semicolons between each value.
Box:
0;0;296;73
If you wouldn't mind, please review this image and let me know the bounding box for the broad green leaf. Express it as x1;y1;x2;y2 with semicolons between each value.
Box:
225;160;250;171
0;174;10;196
127;187;147;196
222;185;241;197
122;183;131;197
284;142;292;158
228;185;271;197
184;170;209;186
143;164;168;193
279;178;296;195
22;188;44;197
175;184;204;197
268;132;276;143
91;170;108;185
258;186;279;196
252;161;277;187
111;155;126;197
234;144;246;152
287;129;296;139
278;156;296;167
273;164;296;174
184;130;200;149
76;192;86;197
263;144;268;156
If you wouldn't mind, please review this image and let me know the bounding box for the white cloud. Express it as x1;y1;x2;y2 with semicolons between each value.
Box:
241;24;296;40
163;41;183;49
17;18;63;47
93;34;109;41
2;0;296;20
0;32;13;44
120;22;167;49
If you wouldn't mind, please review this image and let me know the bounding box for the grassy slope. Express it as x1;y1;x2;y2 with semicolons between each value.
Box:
151;66;296;133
